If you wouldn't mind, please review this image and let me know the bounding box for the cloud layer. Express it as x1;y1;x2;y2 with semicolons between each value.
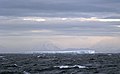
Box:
0;0;120;17
0;16;120;36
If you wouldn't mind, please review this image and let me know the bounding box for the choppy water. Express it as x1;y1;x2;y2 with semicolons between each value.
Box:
0;53;120;74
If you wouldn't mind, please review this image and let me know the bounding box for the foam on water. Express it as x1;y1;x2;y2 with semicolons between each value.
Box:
23;71;31;74
54;65;86;69
14;64;18;67
0;56;4;58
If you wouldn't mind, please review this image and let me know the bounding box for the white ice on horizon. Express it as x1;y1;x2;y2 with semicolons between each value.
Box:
54;65;86;69
26;50;95;54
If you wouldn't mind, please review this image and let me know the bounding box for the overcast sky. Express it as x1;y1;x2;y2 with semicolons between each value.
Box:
0;0;120;53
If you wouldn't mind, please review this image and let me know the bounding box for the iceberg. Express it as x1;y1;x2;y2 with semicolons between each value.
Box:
26;50;95;54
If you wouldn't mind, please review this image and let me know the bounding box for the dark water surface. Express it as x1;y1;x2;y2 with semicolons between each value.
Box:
0;53;120;74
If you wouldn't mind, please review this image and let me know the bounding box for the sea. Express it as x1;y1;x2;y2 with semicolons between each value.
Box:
0;53;120;74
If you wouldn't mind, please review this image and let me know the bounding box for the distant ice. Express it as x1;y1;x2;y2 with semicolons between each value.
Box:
26;50;95;54
54;65;87;69
108;54;112;56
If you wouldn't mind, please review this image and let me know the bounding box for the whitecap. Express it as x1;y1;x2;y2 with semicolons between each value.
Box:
23;71;31;74
54;65;86;69
73;65;86;68
14;64;18;67
0;56;4;58
37;55;41;58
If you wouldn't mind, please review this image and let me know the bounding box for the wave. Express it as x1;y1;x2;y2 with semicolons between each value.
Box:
0;56;4;58
23;71;30;74
54;65;87;69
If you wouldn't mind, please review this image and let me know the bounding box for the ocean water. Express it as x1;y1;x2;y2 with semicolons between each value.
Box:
0;53;120;74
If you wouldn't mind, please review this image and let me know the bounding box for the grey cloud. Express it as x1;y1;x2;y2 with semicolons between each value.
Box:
0;20;120;36
0;0;120;36
0;0;120;17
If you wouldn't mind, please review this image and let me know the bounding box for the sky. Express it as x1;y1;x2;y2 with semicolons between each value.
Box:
0;0;120;53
